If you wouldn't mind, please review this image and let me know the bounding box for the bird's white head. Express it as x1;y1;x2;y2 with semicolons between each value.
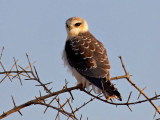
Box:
65;17;89;39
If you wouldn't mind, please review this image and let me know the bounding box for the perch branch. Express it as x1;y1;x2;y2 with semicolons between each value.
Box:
119;56;160;115
0;85;81;119
0;50;160;119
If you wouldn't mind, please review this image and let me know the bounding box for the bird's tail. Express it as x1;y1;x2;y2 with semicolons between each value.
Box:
102;79;122;101
84;76;122;101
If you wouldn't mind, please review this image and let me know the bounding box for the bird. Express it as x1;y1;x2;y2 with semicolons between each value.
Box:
62;17;122;101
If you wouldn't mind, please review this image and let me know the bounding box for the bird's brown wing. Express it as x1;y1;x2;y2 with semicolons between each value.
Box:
65;32;110;78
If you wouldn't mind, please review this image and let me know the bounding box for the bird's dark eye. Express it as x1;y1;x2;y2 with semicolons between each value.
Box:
66;23;69;28
75;23;81;27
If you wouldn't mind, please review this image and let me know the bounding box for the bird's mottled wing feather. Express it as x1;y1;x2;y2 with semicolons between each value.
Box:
65;32;111;78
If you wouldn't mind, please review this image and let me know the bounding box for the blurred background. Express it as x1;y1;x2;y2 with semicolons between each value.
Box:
0;0;160;120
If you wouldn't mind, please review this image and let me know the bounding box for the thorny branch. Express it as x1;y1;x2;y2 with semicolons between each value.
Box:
0;47;160;119
119;56;160;115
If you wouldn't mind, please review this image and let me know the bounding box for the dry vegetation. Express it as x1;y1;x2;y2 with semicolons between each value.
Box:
0;47;160;120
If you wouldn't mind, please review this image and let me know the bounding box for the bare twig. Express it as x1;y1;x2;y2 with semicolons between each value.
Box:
0;85;81;119
82;88;160;106
74;97;95;113
137;86;146;100
11;96;22;116
119;56;160;115
0;58;12;82
0;62;17;83
0;46;4;60
33;66;52;94
13;57;22;85
35;102;77;120
0;52;160;119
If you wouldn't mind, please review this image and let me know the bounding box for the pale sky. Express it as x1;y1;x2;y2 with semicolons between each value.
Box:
0;0;160;120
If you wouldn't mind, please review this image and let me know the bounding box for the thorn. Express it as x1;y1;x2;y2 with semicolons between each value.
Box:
65;79;68;84
80;114;82;120
155;92;157;96
89;89;92;93
35;96;47;103
127;91;132;103
69;91;74;101
11;96;16;107
153;105;160;119
44;97;57;114
49;87;53;91
127;105;132;112
18;65;32;78
13;57;22;86
11;96;23;116
0;58;12;82
25;78;35;80
35;82;52;86
0;46;4;60
18;111;23;116
137;87;146;100
39;90;42;97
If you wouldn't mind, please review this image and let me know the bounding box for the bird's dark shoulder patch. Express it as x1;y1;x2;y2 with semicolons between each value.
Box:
65;32;110;78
